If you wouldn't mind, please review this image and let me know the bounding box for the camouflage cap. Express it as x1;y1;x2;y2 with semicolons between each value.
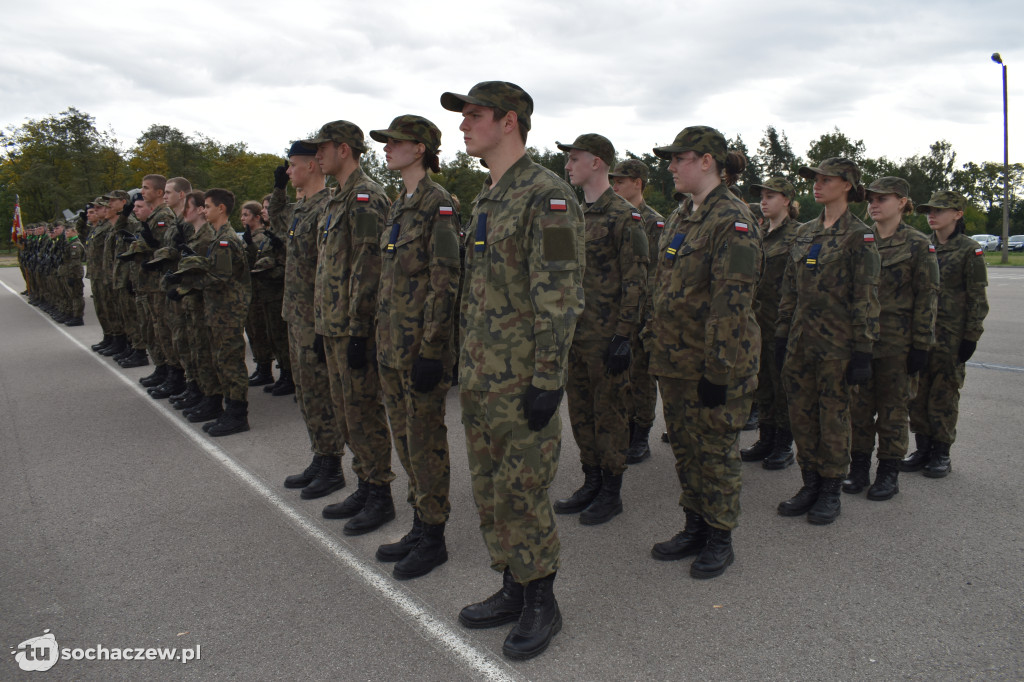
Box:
916;190;966;214
146;246;177;265
94;196;110;207
175;255;210;274
751;176;796;199
300;120;367;153
105;190;130;202
866;176;910;198
798;157;862;186
653;125;727;163
250;256;275;274
608;159;650;182
440;81;534;131
117;239;147;259
747;203;765;220
286;140;318;157
556;134;615;168
369;115;442;155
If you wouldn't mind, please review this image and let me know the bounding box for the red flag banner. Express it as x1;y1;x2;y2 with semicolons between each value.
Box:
11;195;24;245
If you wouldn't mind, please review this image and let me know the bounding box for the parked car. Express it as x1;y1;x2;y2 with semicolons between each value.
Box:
1009;235;1024;252
971;234;1001;251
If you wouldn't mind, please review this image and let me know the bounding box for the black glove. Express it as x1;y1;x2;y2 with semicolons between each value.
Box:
274;162;289;189
604;334;631;375
347;336;368;369
846;351;872;386
697;376;727;408
118;229;138;243
140;223;158;248
243;226;253;246
126;281;135;296
163;270;182;285
957;339;977;364
313;334;326;363
774;337;788;372
167;289;183;301
906;347;929;376
179;244;196;257
121;200;134;219
411;357;444;393
266;231;284;248
77;209;86;220
523;385;563;432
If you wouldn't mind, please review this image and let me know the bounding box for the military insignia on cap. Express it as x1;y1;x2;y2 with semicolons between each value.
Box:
549;199;567;212
863;234;875;243
734;222;748;232
439;206;454;216
631;212;642;221
356;193;370;202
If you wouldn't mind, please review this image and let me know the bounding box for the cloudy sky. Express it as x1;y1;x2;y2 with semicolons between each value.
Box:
2;0;1021;169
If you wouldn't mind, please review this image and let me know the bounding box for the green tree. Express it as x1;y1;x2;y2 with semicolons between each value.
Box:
806;127;866;164
756;125;800;180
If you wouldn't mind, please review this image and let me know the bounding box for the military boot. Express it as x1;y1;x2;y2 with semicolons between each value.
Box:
91;334;112;352
323;478;369;519
651;510;709;561
248;362;274;387
900;434;932;472
269;368;295;396
579;470;622;525
149;367;185;399
206;399;250;437
743;404;759;431
842;451;872;494
376;512;423;562
502;572;561;661
867;459;900;500
393;521;448;580
186;394;223;423
690;527;734;579
553;464;602;514
170;381;196;404
923;441;952;478
139;364;168;387
172;383;203;410
807;477;843;525
625;422;651;464
342;483;395;536
118;349;149;368
778;469;822;516
741;423;776;462
113;343;135;362
100;335;127;357
64;317;83;327
459;568;524;629
284;455;323;489
300;455;346;499
763;427;795;470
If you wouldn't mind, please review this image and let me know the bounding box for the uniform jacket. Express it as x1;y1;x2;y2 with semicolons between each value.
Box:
754;216;799;338
278;186;332;328
932;232;988;355
873;222;939;357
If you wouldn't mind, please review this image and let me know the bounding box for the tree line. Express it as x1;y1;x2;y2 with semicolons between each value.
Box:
2;108;1020;245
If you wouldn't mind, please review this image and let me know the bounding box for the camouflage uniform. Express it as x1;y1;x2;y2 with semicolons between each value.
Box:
777;205;880;479
564;184;647;476
85;216;114;335
456;152;585;582
851;207;938;461
645;177;762;531
277;185;345;459
181;221;219;397
375;168;461;525
313;163;393;485
628;200;665;431
244;230;275;367
137;206;179;367
63;234;86;319
909;196;988;446
109;209;142;350
250;227;290;377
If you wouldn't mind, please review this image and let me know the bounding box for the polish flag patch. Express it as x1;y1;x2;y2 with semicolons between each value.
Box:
549;199;567;211
439;206;454;216
631;211;642;221
219;240;229;247
656;221;665;228
356;193;370;203
157;222;166;228
928;244;936;253
734;222;749;232
975;248;984;256
863;234;875;243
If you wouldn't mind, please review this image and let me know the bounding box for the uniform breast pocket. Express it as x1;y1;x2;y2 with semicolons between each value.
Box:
676;235;710;286
881;251;912;292
488;218;526;286
395;224;428;276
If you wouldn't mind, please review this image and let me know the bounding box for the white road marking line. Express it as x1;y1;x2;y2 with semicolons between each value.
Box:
1;278;523;682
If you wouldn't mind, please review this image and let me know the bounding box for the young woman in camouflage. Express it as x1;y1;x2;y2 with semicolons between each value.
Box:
646;126;762;579
903;191;988;478
369;115;461;580
844;178;938;500
775;158;880;525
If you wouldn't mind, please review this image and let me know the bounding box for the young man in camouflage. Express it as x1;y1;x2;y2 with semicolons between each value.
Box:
241;201;276;388
306;121;395;533
86;198;118;352
105;190;149;368
247;199;293;398
554;134;648;526
441;81;585;660
609;159;665;465
61;222;86;325
274;142;350;501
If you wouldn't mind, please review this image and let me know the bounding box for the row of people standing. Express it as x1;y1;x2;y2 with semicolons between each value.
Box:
19;221;86;325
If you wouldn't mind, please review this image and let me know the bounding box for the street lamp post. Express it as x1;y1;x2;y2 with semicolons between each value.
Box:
992;53;1009;264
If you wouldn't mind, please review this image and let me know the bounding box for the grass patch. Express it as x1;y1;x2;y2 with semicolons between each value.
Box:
984;252;1024;266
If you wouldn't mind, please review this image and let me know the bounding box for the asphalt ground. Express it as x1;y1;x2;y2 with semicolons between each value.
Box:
2;267;1023;681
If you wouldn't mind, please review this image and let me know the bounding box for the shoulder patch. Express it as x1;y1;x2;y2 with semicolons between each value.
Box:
656;221;665;228
219;240;229;247
157;222;166;228
734;222;749;233
864;233;875;243
974;247;984;256
928;244;936;253
439;205;454;216
549;198;568;212
631;211;642;222
356;193;370;203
